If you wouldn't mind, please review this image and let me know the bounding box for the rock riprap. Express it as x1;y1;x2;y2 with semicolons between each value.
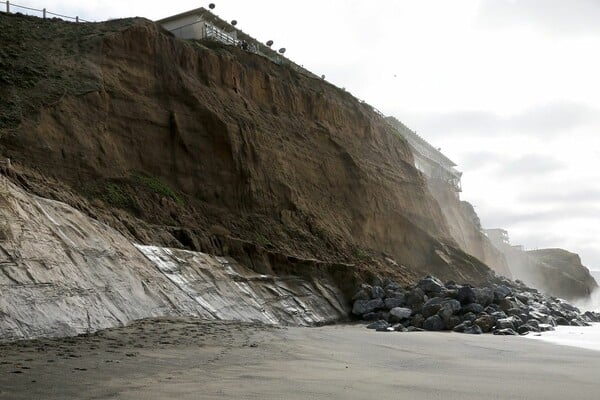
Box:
356;276;600;335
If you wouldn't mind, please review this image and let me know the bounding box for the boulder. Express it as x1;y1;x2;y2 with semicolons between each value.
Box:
461;303;484;315
495;317;514;330
555;316;569;326
453;321;482;334
493;285;512;302
442;299;462;313
443;315;462;330
386;290;406;301
570;319;590;327
517;324;539;334
457;286;476;305
422;297;445;318
498;297;516;312
462;312;477;323
411;314;425;329
438;300;461;322
371;286;386;299
406;287;426;307
474;287;494;307
423;315;445;331
474;315;496;333
418;276;445;294
366;320;389;330
384;296;406;310
583;311;600;323
489;311;507;320
390;307;412;320
352;298;384;316
493;328;518;336
385;281;404;292
526;319;540;329
515;293;531;305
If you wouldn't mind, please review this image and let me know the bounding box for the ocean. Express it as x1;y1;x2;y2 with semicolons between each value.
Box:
526;323;600;352
529;272;600;352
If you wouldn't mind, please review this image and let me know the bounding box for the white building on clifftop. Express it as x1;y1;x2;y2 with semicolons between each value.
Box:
157;7;239;45
386;117;462;193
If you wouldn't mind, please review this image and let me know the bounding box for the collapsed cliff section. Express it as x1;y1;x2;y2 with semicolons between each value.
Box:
425;180;511;278
0;13;494;285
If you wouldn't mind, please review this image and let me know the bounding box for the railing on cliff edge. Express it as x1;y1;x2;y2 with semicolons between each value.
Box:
0;0;89;22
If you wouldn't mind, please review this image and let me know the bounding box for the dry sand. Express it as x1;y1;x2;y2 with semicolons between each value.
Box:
1;318;598;399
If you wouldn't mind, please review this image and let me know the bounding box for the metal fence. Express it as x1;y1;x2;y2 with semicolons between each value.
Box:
0;0;89;22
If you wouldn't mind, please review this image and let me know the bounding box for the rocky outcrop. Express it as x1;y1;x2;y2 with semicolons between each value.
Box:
524;249;598;300
0;180;347;341
0;13;495;285
489;238;598;301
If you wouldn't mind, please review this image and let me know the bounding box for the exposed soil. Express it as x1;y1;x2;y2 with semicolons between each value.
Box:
0;12;494;285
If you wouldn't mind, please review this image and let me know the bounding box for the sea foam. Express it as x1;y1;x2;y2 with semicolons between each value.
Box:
525;323;600;352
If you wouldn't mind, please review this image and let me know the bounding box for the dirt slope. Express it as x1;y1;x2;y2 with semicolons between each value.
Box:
0;13;494;285
426;180;511;277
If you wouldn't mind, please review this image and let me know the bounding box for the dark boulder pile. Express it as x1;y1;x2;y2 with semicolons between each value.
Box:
352;276;600;335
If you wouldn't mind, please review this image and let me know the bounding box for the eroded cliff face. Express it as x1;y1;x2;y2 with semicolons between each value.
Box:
426;180;511;278
523;249;597;300
0;13;494;286
494;244;597;301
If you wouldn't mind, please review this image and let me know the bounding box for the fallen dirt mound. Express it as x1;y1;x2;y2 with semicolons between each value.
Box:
0;13;494;284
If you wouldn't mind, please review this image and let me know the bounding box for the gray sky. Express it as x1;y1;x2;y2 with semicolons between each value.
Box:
13;0;600;270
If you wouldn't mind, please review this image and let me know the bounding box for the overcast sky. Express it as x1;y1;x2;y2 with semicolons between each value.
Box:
13;0;600;270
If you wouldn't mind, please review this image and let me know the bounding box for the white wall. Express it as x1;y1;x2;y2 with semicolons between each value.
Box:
161;15;205;40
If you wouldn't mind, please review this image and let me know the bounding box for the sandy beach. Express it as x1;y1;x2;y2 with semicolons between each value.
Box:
1;318;599;400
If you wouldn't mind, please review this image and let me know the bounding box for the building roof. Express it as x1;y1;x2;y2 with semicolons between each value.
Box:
156;8;317;79
386;117;457;168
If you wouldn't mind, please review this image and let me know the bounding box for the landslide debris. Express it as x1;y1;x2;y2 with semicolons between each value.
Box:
0;13;495;285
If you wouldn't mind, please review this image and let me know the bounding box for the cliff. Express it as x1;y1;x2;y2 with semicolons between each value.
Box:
425;180;512;278
0;13;495;286
384;116;510;278
495;244;597;301
525;249;598;300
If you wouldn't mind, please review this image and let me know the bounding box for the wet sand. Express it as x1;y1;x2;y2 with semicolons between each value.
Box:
1;318;599;399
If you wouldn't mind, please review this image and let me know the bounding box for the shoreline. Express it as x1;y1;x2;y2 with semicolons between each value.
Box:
1;318;599;399
525;322;600;352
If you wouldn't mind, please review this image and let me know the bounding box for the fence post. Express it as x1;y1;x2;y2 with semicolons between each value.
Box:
6;1;9;13
43;8;46;19
75;16;79;23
